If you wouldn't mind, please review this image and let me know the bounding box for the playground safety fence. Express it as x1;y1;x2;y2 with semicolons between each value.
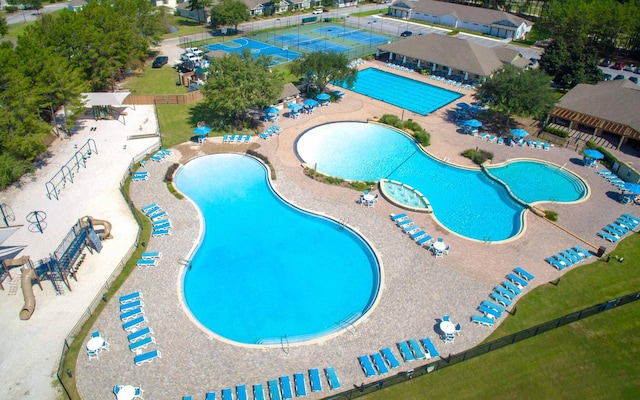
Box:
55;142;160;399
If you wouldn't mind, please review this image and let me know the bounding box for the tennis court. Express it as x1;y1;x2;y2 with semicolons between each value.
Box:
272;33;352;53
203;38;303;66
314;26;390;45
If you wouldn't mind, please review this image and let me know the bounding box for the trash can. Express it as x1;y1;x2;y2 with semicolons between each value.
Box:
597;246;606;257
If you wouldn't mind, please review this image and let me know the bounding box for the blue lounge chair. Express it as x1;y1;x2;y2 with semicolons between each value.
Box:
221;388;232;400
259;133;270;140
471;315;495;326
280;376;293;399
572;246;592;259
371;352;389;374
554;253;573;266
127;326;152;342
408;339;426;359
294;373;307;396
309;369;322;392
507;273;528;288
90;330;101;338
183;396;192;400
141;251;161;259
120;299;144;312
143;206;160;215
390;213;407;221
561;250;580;264
598;230;618;243
487;135;496;142
420;337;440;358
495;285;516;300
133;349;161;365
479;304;501;319
325;367;341;390
253;384;265;400
612;222;630;233
153;222;171;230
497;137;504;145
501;280;522;296
149;210;167;220
565;248;584;262
546;257;566;270
244;135;251;143
402;224;420;234
490;291;513;307
605;224;625;236
481;300;505;314
206;393;216;400
141;203;158;212
358;355;377;377
410;230;426;240
514;267;534;281
623;213;639;224
120;307;143;321
397;219;413;227
268;380;282;400
442;314;450;322
397;341;415;362
119;293;142;307
152;229;171;237
223;135;230;143
235;135;244;143
137;259;157;267
478;133;489;140
543;142;550;150
417;235;433;246
596;169;612;175
617;217;638;230
236;385;248;400
380;347;400;369
122;315;145;331
129;336;154;352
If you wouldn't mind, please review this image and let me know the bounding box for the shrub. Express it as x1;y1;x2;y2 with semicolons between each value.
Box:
379;114;403;129
461;149;493;165
544;126;569;138
403;120;421;132
413;130;431;146
545;210;558;221
448;30;459;36
164;163;179;182
4;5;18;12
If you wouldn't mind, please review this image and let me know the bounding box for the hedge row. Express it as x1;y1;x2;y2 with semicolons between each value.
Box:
544;126;570;138
379;114;431;146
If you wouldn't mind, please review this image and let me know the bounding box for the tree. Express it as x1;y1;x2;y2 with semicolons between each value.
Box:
539;37;603;90
209;0;249;31
188;0;212;24
0;17;7;37
289;52;356;92
474;65;555;125
200;50;284;129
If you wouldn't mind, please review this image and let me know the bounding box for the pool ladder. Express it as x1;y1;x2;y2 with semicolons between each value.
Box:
281;335;289;354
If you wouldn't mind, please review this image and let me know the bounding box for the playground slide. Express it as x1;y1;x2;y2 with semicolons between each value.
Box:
80;216;113;240
20;268;37;320
3;255;30;268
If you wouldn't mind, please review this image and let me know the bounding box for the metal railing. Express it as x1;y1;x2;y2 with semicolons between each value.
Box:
323;290;640;399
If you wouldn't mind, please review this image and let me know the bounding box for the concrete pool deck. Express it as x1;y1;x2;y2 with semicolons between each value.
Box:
1;60;637;400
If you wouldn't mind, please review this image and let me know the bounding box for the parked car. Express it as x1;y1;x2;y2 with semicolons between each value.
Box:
599;59;613;67
181;53;200;63
312;8;323;14
400;30;413;37
603;73;613;81
613;74;625;80
612;61;625;70
152;56;168;68
623;64;636;72
629;76;638;84
634;66;640;74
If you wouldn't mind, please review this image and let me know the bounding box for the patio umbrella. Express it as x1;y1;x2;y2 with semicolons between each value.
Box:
303;99;319;108
316;93;331;101
623;182;640;195
288;103;303;112
510;128;528;138
456;102;470;110
193;126;211;136
264;107;279;115
583;149;604;159
464;119;482;128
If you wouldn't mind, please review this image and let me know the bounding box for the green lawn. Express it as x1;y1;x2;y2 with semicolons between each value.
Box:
123;64;187;95
363;233;640;399
161;13;209;39
351;9;387;17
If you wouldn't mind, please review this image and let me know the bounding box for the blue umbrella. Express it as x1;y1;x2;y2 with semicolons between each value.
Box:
464;119;482;128
316;93;331;101
288;103;302;112
583;149;604;159
303;99;319;108
510;128;528;138
623;182;640;195
193;126;211;136
456;102;470;110
264;107;279;115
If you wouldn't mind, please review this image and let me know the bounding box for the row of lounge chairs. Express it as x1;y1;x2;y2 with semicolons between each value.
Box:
546;245;593;270
223;134;251;144
259;126;282;140
390;213;435;249
348;58;365;68
192;368;340;400
119;291;162;365
141;203;172;237
385;62;413;73
472;267;535;327
597;169;626;190
132;171;149;182
358;338;440;378
597;214;638;243
150;149;171;163
137;251;161;268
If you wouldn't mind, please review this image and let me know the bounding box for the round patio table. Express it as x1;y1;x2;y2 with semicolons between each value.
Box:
432;241;446;252
86;337;105;352
440;321;456;334
116;385;136;400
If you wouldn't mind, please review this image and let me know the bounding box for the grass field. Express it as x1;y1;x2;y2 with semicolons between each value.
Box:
362;233;640;399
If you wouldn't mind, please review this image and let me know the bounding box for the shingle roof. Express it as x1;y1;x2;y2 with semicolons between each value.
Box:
556;80;640;132
378;34;510;76
279;82;300;100
395;0;532;27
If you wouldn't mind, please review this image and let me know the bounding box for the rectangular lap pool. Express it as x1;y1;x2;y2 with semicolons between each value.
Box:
335;68;462;115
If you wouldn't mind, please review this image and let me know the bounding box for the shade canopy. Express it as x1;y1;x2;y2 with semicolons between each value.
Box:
456;102;470;110
583;149;604;159
193;126;211;136
264;107;279;115
510;128;528;138
303;99;319;108
316;93;331;101
623;182;640;195
288;103;303;113
464;119;482;128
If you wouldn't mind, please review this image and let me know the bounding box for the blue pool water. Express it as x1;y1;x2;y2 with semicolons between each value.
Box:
296;122;588;241
335;68;462;115
175;154;379;345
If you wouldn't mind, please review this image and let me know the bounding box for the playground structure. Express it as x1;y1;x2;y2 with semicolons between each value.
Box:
1;216;113;320
46;138;98;201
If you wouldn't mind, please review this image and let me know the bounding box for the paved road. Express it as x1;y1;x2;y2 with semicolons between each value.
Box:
5;3;67;25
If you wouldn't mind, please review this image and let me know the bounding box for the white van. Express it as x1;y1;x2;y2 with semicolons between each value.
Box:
312;8;323;14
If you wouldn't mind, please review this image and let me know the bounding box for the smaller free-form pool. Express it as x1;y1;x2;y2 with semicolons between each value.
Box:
334;68;462;115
